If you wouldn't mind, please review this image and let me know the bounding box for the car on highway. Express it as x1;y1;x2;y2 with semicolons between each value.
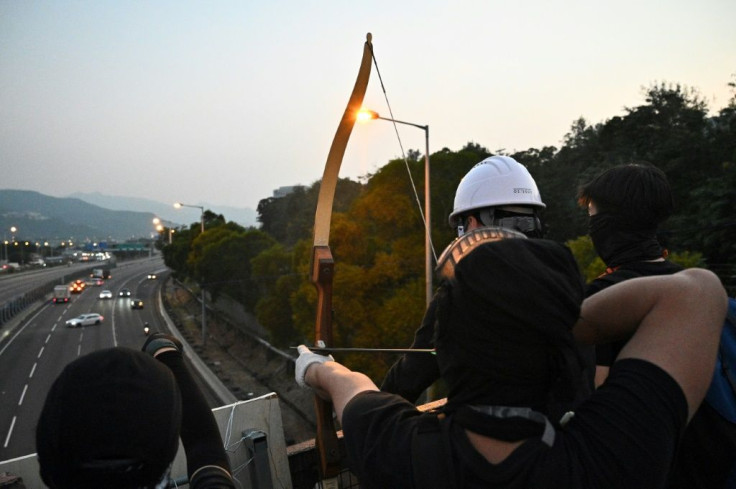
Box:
130;298;144;309
147;272;157;280
70;280;86;294
118;288;131;297
98;289;113;299
65;313;104;328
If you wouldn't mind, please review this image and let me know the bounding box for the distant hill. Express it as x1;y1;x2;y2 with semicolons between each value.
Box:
0;189;161;243
69;192;257;229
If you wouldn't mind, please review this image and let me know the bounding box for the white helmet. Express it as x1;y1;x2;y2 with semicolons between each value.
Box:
448;156;545;228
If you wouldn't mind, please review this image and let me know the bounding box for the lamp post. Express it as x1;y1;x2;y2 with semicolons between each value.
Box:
174;202;205;234
173;202;207;344
9;226;18;265
358;110;433;307
10;226;17;261
153;218;175;244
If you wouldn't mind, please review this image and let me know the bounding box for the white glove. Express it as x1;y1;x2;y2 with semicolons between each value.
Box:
295;345;334;388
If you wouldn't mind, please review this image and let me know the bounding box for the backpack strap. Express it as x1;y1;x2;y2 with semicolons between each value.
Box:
411;413;457;489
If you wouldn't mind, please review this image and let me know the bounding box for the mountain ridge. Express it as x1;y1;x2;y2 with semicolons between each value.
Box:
0;189;256;243
69;191;257;229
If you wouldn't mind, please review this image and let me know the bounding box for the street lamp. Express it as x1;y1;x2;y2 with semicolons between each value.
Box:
153;218;175;244
7;226;17;265
357;109;433;307
174;202;205;233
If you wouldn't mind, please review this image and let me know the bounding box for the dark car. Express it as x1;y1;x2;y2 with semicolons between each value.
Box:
118;288;131;298
130;298;144;309
147;273;157;280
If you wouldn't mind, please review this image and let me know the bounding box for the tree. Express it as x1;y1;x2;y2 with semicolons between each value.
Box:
252;244;300;346
187;226;276;305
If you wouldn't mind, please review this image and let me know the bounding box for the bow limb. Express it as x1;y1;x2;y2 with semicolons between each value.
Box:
311;33;373;481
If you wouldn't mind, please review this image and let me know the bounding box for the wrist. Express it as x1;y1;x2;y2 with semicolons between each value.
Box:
304;361;321;388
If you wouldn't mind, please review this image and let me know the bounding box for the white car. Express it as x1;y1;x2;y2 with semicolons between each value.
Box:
65;313;104;328
99;290;113;299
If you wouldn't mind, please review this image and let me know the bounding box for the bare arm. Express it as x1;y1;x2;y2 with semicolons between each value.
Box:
304;361;379;424
574;268;728;419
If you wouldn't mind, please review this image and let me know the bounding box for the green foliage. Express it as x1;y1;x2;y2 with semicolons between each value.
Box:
667;250;706;269
565;235;605;282
162;227;195;279
252;244;300;346
257;179;363;246
186;225;276;305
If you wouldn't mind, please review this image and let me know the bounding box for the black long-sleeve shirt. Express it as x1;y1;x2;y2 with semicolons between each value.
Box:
157;350;236;489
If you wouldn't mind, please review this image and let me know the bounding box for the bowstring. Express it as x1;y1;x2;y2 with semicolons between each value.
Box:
368;44;438;263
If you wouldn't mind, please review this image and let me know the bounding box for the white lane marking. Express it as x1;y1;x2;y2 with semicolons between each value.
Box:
45;333;51;344
0;305;48;358
77;344;81;356
51;323;57;332
37;346;44;359
29;362;37;378
112;298;118;347
18;384;28;406
3;416;16;448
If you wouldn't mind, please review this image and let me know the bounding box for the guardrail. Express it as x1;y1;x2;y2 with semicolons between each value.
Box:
0;268;96;328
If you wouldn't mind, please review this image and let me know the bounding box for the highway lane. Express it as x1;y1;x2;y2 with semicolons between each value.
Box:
0;261;98;300
0;258;166;460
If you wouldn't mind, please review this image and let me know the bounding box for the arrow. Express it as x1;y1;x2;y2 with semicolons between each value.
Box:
291;346;436;354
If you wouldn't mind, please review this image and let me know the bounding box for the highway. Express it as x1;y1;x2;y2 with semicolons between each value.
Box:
0;261;92;300
0;257;167;461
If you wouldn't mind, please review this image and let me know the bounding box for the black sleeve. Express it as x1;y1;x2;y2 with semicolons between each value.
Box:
342;391;420;489
156;351;235;487
380;297;441;403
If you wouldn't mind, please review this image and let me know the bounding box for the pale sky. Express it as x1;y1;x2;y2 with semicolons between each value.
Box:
1;1;734;212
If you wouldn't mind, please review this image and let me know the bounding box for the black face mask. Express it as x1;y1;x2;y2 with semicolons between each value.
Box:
588;213;663;267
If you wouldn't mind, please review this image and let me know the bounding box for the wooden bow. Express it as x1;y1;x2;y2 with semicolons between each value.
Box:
311;33;373;481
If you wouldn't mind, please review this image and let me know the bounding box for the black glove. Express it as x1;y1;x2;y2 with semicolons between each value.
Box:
142;333;183;358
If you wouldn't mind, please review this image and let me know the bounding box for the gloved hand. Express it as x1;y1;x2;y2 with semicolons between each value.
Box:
142;333;183;358
295;345;334;388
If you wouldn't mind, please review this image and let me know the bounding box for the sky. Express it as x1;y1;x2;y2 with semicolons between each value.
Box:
1;1;734;213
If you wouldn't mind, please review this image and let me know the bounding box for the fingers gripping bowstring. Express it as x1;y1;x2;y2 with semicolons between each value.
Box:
369;45;438;263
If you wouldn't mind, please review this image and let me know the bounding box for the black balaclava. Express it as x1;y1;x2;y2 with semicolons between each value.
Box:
435;239;585;437
589;212;664;268
37;348;182;489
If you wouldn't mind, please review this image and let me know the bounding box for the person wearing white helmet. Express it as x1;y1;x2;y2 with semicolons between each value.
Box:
448;155;546;238
294;237;727;489
380;155;552;405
